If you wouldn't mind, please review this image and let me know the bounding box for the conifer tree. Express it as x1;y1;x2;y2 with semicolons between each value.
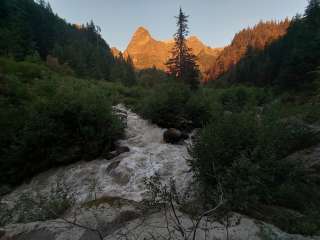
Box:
305;0;320;25
166;8;200;90
123;56;137;86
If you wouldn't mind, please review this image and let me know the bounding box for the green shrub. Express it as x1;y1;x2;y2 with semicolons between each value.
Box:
190;109;320;234
185;89;222;127
136;67;168;88
139;84;273;130
139;82;192;129
190;112;260;209
94;81;146;109
0;60;124;187
218;86;272;113
138;82;224;130
0;58;49;80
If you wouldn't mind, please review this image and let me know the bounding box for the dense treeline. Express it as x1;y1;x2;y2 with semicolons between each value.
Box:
0;0;135;81
218;0;320;90
205;20;290;82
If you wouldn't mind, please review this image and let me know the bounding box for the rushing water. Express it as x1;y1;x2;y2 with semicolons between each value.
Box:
5;105;192;203
3;106;319;240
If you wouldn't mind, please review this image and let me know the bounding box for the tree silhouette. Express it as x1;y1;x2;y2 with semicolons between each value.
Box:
204;20;290;82
207;0;320;89
0;0;135;81
305;0;320;25
166;8;200;90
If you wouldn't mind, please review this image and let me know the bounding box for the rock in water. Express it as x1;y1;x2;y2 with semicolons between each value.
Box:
112;105;128;127
106;146;130;160
116;146;130;154
163;128;188;144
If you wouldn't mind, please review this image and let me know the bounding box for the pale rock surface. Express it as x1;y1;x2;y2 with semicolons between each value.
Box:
120;26;223;72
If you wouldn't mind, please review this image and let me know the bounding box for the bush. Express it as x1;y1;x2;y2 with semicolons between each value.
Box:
136;67;168;88
0;58;49;80
185;89;222;128
0;59;124;187
138;83;274;130
138;82;227;130
139;82;192;129
190;109;320;234
218;86;272;113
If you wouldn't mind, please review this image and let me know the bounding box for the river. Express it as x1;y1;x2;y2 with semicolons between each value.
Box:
4;104;192;203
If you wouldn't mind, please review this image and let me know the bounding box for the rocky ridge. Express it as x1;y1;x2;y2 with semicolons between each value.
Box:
113;27;223;73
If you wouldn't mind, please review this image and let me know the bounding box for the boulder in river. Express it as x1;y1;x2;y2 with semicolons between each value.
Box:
163;128;188;144
106;146;130;160
112;105;128;127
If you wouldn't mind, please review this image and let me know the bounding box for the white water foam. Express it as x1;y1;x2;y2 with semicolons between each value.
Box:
4;105;192;203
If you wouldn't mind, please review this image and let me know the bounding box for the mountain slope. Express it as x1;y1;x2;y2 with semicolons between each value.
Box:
214;5;320;89
111;47;121;57
0;0;117;80
205;20;290;82
121;27;222;72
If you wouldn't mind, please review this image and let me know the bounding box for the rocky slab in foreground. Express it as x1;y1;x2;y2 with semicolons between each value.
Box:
1;206;319;240
0;198;143;240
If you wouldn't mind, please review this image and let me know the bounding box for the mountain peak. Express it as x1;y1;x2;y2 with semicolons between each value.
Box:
111;47;121;57
133;26;151;38
124;26;222;71
188;35;201;41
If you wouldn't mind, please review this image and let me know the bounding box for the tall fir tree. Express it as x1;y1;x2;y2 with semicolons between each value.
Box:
305;0;320;25
166;8;200;90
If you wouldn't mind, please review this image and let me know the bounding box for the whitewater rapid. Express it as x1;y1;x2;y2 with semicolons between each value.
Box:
3;106;320;240
4;105;192;203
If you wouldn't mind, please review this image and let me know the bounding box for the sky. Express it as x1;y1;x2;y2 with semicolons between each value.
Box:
47;0;308;51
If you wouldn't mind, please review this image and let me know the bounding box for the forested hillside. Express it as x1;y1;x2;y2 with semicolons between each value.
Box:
0;0;135;82
216;0;320;90
205;20;290;82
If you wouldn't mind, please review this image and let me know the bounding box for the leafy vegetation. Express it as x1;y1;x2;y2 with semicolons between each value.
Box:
0;58;124;188
138;82;191;129
189;86;320;235
136;67;168;88
139;84;272;130
138;82;216;129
